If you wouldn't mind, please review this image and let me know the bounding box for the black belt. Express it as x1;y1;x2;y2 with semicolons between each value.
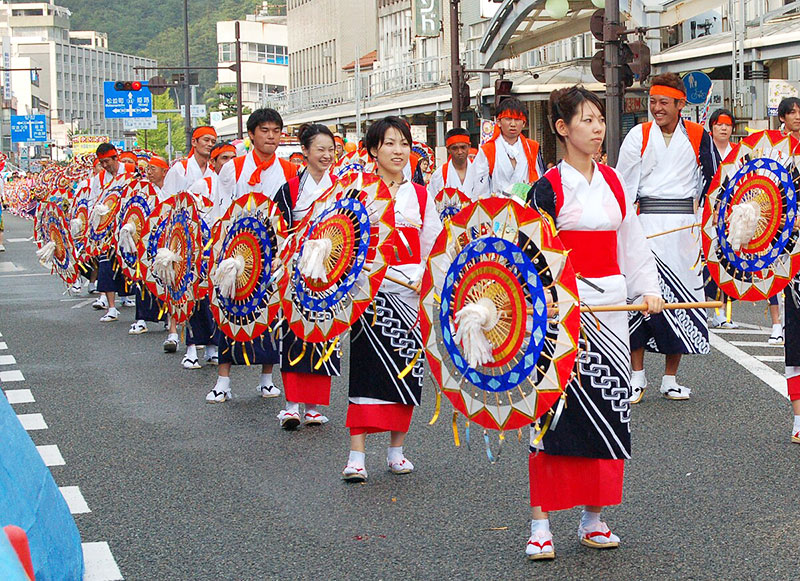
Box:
637;197;695;215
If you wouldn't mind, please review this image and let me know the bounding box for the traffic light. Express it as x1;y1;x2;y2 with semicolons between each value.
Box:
114;81;143;91
494;78;513;108
624;40;651;83
460;78;471;111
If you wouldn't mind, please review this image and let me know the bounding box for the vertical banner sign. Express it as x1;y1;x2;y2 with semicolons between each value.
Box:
414;0;441;37
2;36;11;103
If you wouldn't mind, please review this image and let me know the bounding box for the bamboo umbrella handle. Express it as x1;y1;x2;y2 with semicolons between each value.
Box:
580;301;722;313
645;223;702;239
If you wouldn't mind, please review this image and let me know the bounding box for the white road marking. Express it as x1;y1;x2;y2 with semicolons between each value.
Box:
729;341;783;348
710;333;787;399
59;486;91;514
0;369;24;381
17;412;47;430
0;272;50;278
5;237;32;243
711;328;771;335
0;262;24;272
36;444;66;466
60;297;87;302
755;355;785;362
71;298;94;309
4;389;34;404
0;354;16;365
82;542;123;581
0;342;8;349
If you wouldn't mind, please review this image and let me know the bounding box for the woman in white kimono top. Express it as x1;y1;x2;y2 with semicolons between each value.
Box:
616;75;715;402
525;86;663;561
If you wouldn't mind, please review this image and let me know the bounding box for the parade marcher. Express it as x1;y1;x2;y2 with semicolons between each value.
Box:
341;116;442;482
617;73;715;402
205;108;297;403
273;124;339;429
526;86;663;560
426;127;474;199
162;126;217;196
471;97;545;197
91;143;134;322
180;144;236;369
129;155;170;335
334;135;345;160
705;108;739;330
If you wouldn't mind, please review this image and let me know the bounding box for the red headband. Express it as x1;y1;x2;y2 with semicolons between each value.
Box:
210;144;236;160
96;147;118;159
148;156;169;169
192;126;217;140
650;85;686;100
497;110;527;122
713;114;734;126
446;134;471;147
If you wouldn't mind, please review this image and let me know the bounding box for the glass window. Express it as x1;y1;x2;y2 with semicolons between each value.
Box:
219;43;233;62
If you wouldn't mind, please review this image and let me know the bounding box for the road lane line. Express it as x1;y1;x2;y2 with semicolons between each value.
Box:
0;342;8;349
711;328;770;335
710;333;787;399
71;298;94;309
36;444;66;466
0;272;52;278
59;486;91;514
0;355;17;365
4;389;34;404
82;542;123;581
755;355;785;362
729;341;782;348
0;369;24;381
17;412;47;430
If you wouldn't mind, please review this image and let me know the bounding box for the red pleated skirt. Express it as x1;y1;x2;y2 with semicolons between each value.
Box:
529;452;624;512
282;371;331;406
788;375;800;402
346;403;414;434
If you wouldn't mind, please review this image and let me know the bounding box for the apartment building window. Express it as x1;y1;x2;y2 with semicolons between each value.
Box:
219;43;233;62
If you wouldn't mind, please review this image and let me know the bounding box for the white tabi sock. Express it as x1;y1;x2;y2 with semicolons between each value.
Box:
205;345;218;358
260;373;274;388
773;323;783;336
662;375;679;388
531;518;550;535
631;369;646;387
305;404;317;414
793;415;800;433
348;450;365;469
185;344;197;359
214;376;231;392
387;446;404;463
285;401;299;414
580;509;602;529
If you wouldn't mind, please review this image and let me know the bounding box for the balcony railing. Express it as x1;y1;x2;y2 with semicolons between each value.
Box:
262;55;451;115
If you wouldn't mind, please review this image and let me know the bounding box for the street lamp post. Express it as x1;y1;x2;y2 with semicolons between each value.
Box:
182;0;192;153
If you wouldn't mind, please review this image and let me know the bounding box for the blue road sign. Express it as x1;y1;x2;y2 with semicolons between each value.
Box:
10;114;47;143
111;139;125;150
683;71;712;105
103;81;152;119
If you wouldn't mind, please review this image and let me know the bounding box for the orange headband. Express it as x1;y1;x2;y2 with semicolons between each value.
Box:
334;136;344;146
650;85;686;100
148;156;169;169
119;152;137;163
497;110;527;122
192;126;217;140
96;147;118;159
714;114;734;126
210;144;236;160
446;134;471;147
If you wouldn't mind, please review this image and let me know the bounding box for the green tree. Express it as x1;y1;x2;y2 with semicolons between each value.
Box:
204;84;252;118
136;93;185;159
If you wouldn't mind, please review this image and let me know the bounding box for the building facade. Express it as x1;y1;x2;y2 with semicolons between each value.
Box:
216;15;289;112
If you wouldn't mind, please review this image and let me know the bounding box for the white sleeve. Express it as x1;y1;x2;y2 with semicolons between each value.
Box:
161;165;184;197
88;175;101;203
614;168;661;301
427;167;444;199
470;148;491;199
616;125;644;200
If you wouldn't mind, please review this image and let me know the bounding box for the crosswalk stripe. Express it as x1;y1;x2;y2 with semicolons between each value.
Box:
59;486;91;514
711;329;771;335
17;412;47;430
0;369;24;381
0;342;8;350
82;542;123;581
729;341;783;348
710;334;787;398
36;444;65;466
755;355;784;362
4;389;34;404
0;354;17;365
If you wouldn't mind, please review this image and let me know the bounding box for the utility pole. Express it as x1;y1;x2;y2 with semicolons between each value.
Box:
235;21;244;139
604;0;623;165
166;117;173;163
450;0;461;127
182;0;192;153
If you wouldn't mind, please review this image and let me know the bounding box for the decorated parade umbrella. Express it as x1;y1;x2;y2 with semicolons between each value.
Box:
69;197;92;265
140;192;204;324
434;187;472;223
419;197;581;432
278;172;395;347
703;130;800;301
85;179;127;257
116;179;158;280
412;141;435;168
33;201;80;285
331;150;373;178
208;192;288;343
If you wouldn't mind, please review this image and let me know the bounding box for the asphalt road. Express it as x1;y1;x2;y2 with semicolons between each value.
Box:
1;213;798;580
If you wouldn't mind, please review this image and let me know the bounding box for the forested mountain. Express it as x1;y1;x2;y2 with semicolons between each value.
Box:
60;0;262;90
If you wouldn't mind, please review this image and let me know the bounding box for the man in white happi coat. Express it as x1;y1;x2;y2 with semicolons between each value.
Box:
426;127;475;200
